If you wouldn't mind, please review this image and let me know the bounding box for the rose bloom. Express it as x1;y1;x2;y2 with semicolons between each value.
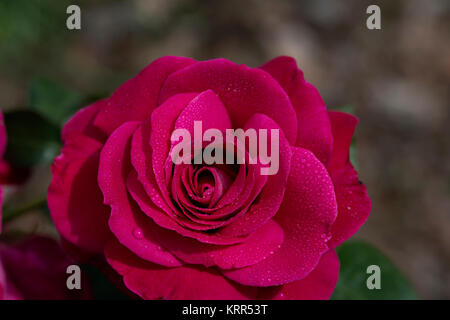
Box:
48;56;371;300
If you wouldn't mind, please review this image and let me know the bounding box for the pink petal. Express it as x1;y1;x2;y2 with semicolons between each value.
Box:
257;250;340;300
159;58;298;144
126;169;250;245
260;56;333;164
93;56;196;134
105;238;257;300
48;134;110;253
150;93;199;213
327;111;358;171
216;113;291;238
124;189;285;269
130;94;196;218
326;111;371;248
62;99;108;143
328;167;371;248
174;89;232;137
98;121;181;267
222;147;337;286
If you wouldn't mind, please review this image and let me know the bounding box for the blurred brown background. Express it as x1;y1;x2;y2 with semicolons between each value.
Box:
0;0;449;299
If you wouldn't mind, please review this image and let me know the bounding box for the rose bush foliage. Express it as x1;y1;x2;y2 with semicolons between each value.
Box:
48;56;371;299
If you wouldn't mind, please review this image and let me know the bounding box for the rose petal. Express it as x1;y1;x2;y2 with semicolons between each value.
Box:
48;134;110;253
327;111;358;171
94;56;196;134
216;113;291;238
260;56;333;164
257;250;339;300
222;147;337;286
131;93;197;217
159;58;298;144
98;121;181;267
126;169;250;245
124;193;285;269
105;238;256;300
174;89;232;138
326;111;371;248
62;99;108;143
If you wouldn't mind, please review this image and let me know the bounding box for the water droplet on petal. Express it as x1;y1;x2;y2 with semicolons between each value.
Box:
133;228;144;240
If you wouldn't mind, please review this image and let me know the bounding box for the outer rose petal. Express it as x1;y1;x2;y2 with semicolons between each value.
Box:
327;111;371;248
62;100;108;143
260;56;333;164
257;250;339;300
94;56;197;134
48;100;112;252
98;121;181;267
159;58;298;144
126;175;284;269
105;238;257;300
222;147;337;286
0;236;91;300
48;134;110;253
327;111;358;171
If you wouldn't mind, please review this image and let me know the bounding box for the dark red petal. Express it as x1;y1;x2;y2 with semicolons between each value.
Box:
327;111;371;248
159;58;298;144
257;250;339;300
98;121;181;267
62;99;108;143
216;113;291;238
48;134;110;253
260;56;333;164
105;238;257;300
93;56;196;134
327;111;358;171
222;147;337;286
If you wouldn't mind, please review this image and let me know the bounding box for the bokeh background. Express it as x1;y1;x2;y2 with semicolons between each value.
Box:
0;0;449;299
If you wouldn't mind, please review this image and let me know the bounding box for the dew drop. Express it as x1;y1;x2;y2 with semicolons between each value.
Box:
133;228;144;240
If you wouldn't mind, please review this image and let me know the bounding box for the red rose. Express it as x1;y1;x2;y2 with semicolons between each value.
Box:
48;56;371;299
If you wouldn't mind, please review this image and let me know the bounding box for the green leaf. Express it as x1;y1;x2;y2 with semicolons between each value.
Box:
30;77;83;126
4;110;61;167
332;241;417;300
